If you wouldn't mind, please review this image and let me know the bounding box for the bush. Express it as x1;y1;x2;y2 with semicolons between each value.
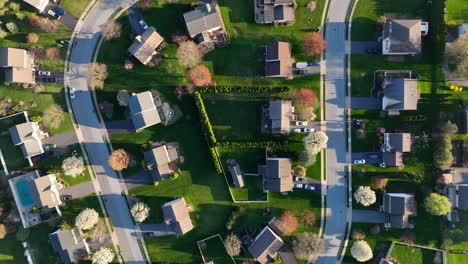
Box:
293;165;307;177
30;115;42;122
187;65;212;86
226;206;246;230
216;141;280;149
351;229;366;240
28;14;58;32
197;86;290;94
210;147;222;174
27;33;39;43
5;22;18;33
224;233;242;256
194;91;216;146
300;209;316;226
45;47;60;59
0;29;7;39
16;12;24;20
369;224;380;234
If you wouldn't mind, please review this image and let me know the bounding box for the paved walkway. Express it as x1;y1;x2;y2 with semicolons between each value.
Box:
59;181;95;198
350;97;382;109
352;209;386;223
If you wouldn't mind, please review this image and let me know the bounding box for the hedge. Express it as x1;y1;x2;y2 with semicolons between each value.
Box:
210;147;223;174
194;91;217;146
197;86;290;94
216;141;281;149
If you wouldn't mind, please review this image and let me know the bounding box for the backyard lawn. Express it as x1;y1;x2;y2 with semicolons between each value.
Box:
198;235;235;264
445;0;468;24
389;243;440;263
444;211;468;263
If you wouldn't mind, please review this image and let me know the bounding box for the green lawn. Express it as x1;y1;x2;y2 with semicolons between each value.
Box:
0;113;29;171
0;234;27;264
230;175;266;201
60;0;93;18
445;211;468;263
389;243;439;264
446;0;468;24
199;236;235;264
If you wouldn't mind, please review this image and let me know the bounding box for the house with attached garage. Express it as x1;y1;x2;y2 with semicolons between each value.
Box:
255;0;295;25
162;197;194;235
128;26;165;65
248;222;285;264
9;122;45;159
382;77;420;114
265;41;293;79
381;133;411;167
381;193;417;229
49;228;90;264
447;168;468;211
259;157;293;193
262;100;294;135
0;47;35;84
128;91;162;131
22;0;49;13
183;0;223;43
380;19;428;56
144;143;180;182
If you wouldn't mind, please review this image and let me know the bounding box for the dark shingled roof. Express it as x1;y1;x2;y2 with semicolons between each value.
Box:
49;229;89;264
248;226;284;264
264;158;293;192
383;78;419;110
382;193;416;228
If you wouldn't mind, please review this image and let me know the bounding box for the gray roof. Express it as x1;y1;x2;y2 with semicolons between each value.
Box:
183;1;221;38
383;78;419;110
382;151;403;167
9;122;44;158
383;193;416;228
265;42;292;77
49;229;89;264
161;198;193;235
450;185;468;210
128;91;161;131
273;5;294;21
260;0;295;23
144;145;178;181
248;226;284;264
269;100;292;134
128;27;164;65
383;19;422;54
264;158;293;192
228;162;245;188
0;48;34;84
384;133;411;152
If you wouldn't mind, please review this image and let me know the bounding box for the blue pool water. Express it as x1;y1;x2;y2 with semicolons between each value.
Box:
16;179;34;207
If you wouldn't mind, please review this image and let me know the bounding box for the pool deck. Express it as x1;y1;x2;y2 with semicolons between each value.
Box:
8;170;42;228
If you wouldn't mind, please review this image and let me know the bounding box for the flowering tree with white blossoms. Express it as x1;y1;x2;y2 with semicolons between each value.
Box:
354;186;376;206
75;208;99;230
130;202;150;223
92;247;115;264
62;156;85;177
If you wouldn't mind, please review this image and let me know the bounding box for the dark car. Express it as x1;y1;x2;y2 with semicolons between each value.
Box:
54;6;66;16
61;195;72;202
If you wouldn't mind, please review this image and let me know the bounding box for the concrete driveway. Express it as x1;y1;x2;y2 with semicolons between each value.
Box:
122;171;152;190
351;41;380;54
139;224;176;237
127;6;145;34
59;181;95;198
352;209;386;223
351;97;382;109
351;152;382;164
105;120;134;134
45;2;78;29
42;131;78;154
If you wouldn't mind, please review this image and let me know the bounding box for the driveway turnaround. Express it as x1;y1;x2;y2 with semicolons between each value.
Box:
66;0;146;263
316;0;353;262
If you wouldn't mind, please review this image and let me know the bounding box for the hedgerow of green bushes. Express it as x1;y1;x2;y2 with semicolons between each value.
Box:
216;141;281;149
197;86;290;94
194;91;216;146
210;147;223;174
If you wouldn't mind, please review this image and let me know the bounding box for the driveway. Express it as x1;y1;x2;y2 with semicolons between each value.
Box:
139;224;176;237
351;41;380;54
290;121;321;132
42;131;78;154
351;97;382;109
35;71;64;84
127;6;145;34
352;209;386;223
351;152;382;164
278;244;298;264
105;120;134;134
122;171;152;190
45;2;78;29
59;181;95;198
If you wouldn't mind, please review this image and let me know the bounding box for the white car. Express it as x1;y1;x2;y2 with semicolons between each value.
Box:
304;184;315;191
47;10;60;19
292;128;301;133
294;183;303;189
139;20;148;30
294;176;306;182
301;128;314;133
295;121;308;126
69;87;76;99
38;71;51;76
353;159;366;164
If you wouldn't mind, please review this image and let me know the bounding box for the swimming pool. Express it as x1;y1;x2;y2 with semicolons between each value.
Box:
16;179;34;207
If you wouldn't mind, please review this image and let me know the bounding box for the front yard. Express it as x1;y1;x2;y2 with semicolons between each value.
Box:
389;243;440;263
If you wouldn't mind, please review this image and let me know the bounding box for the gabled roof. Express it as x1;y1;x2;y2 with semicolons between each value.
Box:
248;226;284;264
34;174;62;209
449;184;468;210
22;0;49;12
383;78;419;110
128;27;164;65
144;145;178;181
383;19;422;54
383;193;416;228
0;47;34;84
273;5;295;21
269;100;292;134
264;158;293;192
9;122;44;158
162;198;193;235
183;0;221;38
382;151;403;167
49;228;89;264
384;133;411;152
265;42;292;77
228;161;245;188
128;91;161;131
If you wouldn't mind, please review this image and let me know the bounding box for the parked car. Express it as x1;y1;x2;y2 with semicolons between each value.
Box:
45;144;57;150
353;159;366;164
292;128;301;133
69;87;76;99
139;20;148;30
295;121;308;127
54;6;66;16
308;61;320;66
38;71;51;76
61;195;72;202
301;128;314;133
47;10;60;19
294;183;304;189
294;176;306;182
304;184;315;191
31;155;41;162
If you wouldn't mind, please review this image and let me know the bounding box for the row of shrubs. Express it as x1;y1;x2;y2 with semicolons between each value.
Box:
197;86;290;94
226;205;246;230
194;91;217;146
216;141;281;149
210;147;223;174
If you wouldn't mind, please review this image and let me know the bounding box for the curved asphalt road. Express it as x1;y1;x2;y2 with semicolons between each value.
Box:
66;0;146;263
316;0;353;263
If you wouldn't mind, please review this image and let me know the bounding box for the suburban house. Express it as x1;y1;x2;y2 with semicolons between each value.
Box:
128;91;161;131
227;160;245;188
264;100;294;135
22;0;49;13
183;0;222;43
248;224;284;264
381;133;411;167
9;122;45;159
380;19;429;55
49;228;90;264
128;26;164;65
447;168;468;210
265;41;293;79
0;47;35;84
255;0;295;25
259;157;293;193
382;78;420;112
381;193;417;229
8;170;63;228
144;144;180;182
162;197;194;235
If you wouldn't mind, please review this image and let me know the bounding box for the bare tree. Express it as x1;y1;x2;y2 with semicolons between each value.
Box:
130;202;150;223
300;209;316;226
108;149;129;171
224;233;242;256
303;32;326;56
177;41;202;68
92;247;115;264
354;186;376;206
116;90;130;106
45;47;60;59
292;232;324;261
350;240;373;262
446;35;468;79
276;210;298;234
42;104;64;129
62;156;85;177
186;64;212;86
27;33;39;43
75;208;99;230
88;63;108;89
102;20;122;40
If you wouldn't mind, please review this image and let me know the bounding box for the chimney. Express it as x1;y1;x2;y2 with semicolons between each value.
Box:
135;35;142;43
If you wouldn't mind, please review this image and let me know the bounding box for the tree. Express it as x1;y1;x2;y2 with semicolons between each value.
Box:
75;208;99;230
371;176;388;190
137;0;153;10
0;29;7;39
102;20;121;40
433;137;453;170
42;104;64;129
62;156;85;177
446;35;468;79
116;90;130;106
424;193;451;216
88;63;108;89
295;88;319;107
108;149;129;171
300;209;316;226
92;248;115;264
276;210;298;234
351;240;373;262
186;64;212;86
177;41;202;68
27;32;39;43
369;224;380;235
45;47;60;59
130;202;150;223
351;229;366;240
303;131;328;158
377;16;387;24
9;2;20;12
303;32;326;56
5;22;18;33
293;165;306;177
354;186;376;206
0;224;6;239
224;233;242;256
438;120;458;137
292;232;324;261
28;15;58;32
